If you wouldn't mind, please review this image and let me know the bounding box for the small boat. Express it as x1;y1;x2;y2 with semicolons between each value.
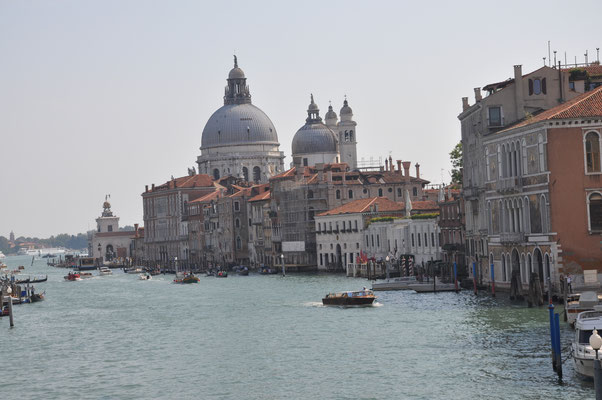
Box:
126;267;145;274
216;271;228;278
79;272;93;279
174;273;200;284
15;275;48;284
139;273;152;280
31;292;45;302
322;289;376;307
372;276;418;291
64;272;81;281
99;266;112;276
572;309;602;379
238;267;249;276
566;291;602;327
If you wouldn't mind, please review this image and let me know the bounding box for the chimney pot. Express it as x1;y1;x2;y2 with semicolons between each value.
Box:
462;97;469;111
152;183;155;190
397;160;402;174
415;163;420;179
145;185;149;192
402;161;411;182
474;87;482;102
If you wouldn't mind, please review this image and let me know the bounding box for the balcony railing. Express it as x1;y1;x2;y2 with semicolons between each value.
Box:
496;177;523;194
500;232;526;244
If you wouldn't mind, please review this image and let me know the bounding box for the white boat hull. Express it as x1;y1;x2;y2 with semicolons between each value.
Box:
372;278;417;291
573;356;594;379
408;282;458;293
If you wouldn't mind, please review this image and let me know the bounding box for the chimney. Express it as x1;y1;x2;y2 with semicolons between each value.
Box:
385;158;389;171
152;183;155;190
462;97;469;111
389;155;393;171
134;223;139;238
402;161;411;182
316;163;324;182
397;160;402;174
474;87;482;102
293;156;303;180
514;64;525;119
415;163;420;179
145;185;149;193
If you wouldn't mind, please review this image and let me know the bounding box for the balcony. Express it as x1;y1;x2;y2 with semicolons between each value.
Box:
496;177;522;194
500;232;525;244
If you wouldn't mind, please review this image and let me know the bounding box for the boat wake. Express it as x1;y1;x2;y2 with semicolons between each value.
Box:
303;301;325;307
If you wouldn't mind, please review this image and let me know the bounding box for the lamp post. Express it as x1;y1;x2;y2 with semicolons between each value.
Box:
280;253;285;277
97;243;102;266
6;285;14;327
590;328;602;399
385;255;390;281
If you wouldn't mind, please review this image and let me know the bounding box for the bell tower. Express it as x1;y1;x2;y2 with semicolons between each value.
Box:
337;97;358;169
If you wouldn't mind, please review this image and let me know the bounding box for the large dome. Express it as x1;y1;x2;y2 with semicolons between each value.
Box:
201;103;279;149
292;123;338;155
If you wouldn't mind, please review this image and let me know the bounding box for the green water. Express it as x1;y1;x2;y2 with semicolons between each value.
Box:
0;256;592;399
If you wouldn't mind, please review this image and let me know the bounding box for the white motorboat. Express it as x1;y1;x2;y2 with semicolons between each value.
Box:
138;273;152;280
99;267;112;276
572;309;602;379
407;278;459;293
566;291;602;327
126;267;144;274
372;276;418;291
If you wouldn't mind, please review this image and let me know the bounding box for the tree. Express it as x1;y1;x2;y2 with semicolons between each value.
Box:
450;141;463;185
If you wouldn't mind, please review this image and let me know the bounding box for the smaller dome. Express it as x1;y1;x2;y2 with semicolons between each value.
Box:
340;99;353;115
292;123;338;155
325;104;337;120
228;67;245;79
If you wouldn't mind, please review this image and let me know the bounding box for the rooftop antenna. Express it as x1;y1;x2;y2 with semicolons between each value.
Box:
597;48;600;63
543;57;546;66
548;41;551;67
585;50;589;65
564;51;567;66
553;50;557;67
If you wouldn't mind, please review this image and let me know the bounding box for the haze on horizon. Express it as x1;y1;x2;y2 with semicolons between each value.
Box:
1;0;600;238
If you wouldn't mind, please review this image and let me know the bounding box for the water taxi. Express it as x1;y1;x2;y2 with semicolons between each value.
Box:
322;289;376;307
572;309;602;379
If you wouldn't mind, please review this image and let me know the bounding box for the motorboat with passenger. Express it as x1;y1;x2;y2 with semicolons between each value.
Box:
98;266;112;276
64;272;81;281
322;289;376;307
572;309;602;379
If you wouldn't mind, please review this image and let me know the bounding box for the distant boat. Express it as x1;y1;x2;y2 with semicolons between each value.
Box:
98;266;112;276
216;271;228;278
174;274;199;284
138;273;152;280
64;272;81;281
322;289;376;307
0;251;5;259
31;292;45;303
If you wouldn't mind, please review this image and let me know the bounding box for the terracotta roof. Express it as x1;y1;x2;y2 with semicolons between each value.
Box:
411;200;439;211
317;197;405;216
500;86;602;132
228;187;252;198
563;65;602;76
147;174;214;193
189;190;222;203
248;190;271;202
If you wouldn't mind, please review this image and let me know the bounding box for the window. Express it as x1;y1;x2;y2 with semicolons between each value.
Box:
234;202;240;211
397;188;402;196
348;190;353;199
213;169;220;180
388;188;392;193
317;223;321;231
424;233;428;247
371;235;374;247
378;188;383;197
235;218;240;228
365;235;369;247
308;190;314;199
431;232;435;247
236;236;242;250
585;131;601;173
412;187;418;197
354;220;358;230
529;78;547;95
488;106;502;127
242;167;249;181
336;190;341;199
303;158;308;167
356;243;359;249
377;235;380;247
411;233;415;247
417;233;421;247
108;225;113;232
253;166;261;183
589;192;602;231
538;134;545;172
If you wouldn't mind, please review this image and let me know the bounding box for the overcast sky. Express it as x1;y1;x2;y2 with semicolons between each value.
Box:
1;0;600;238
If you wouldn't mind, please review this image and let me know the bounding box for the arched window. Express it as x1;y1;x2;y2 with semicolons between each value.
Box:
485;148;490;181
242;167;249;181
236;236;242;250
213;169;220;180
544;253;551;285
235;218;240;228
540;195;548;233
349;130;354;141
348;190;353;199
522;139;527;174
253;166;261;183
336;190;341;199
538;134;545;172
378;188;383;197
585;131;601;173
588;192;602;231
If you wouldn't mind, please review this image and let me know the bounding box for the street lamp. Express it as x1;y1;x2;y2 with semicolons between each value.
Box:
590;327;602;399
280;253;285;277
385;255;390;281
97;243;102;265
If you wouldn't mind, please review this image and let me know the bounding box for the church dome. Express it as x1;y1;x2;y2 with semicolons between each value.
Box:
201;103;279;149
325;104;337;121
340;99;353;115
292;123;338;155
228;67;245;79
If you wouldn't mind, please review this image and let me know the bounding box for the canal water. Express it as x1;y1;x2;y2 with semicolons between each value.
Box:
0;255;593;399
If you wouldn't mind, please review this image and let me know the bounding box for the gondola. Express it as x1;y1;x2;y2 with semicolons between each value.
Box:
15;275;48;284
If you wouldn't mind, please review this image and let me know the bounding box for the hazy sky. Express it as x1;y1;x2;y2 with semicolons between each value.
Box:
1;0;600;238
